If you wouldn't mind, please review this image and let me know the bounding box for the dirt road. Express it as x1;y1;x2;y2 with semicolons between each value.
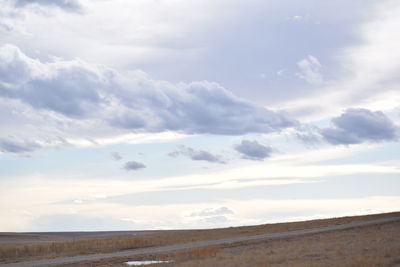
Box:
2;216;399;267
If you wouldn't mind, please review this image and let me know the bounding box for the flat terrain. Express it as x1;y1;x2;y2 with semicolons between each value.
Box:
1;212;399;266
0;231;169;245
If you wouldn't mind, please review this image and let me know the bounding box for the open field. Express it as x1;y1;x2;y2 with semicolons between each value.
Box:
170;220;400;266
1;212;399;266
0;231;172;245
89;219;400;267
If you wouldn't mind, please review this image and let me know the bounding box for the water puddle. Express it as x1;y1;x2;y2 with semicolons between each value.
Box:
125;260;174;266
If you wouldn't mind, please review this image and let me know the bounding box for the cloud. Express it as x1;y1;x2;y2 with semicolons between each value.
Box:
0;44;106;117
110;152;122;161
123;161;146;171
320;108;399;145
203;215;229;224
169;145;225;164
0;137;41;153
111;80;297;135
189;207;234;225
190;207;234;217
287;15;304;22
279;1;400;120
30;214;135;231
294;125;323;146
0;6;22;32
12;0;83;13
0;44;297;146
0;22;13;32
0;0;83;35
234;140;273;160
276;69;285;76
296;55;323;85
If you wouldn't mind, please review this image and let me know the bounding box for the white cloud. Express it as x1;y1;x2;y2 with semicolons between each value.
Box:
1;175;399;231
0;5;23;32
279;0;400;121
12;0;84;13
0;0;398;233
287;15;304;21
66;132;188;148
0;0;249;69
296;55;323;85
0;137;398;231
228;196;400;225
276;69;285;76
189;207;234;217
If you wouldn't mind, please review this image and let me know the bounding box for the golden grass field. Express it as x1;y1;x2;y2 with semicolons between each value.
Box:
1;212;399;266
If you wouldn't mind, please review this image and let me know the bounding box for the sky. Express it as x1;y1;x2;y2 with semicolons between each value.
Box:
0;0;399;232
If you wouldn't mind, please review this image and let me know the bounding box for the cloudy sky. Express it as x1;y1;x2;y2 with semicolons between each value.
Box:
0;0;399;231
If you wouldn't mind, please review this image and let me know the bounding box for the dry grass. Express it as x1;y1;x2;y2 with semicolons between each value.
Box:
1;211;399;264
79;220;400;267
57;246;222;267
172;221;400;266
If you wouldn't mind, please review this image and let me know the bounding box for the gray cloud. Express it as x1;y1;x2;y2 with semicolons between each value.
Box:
0;45;297;140
0;7;21;32
110;152;122;161
123;161;146;171
0;22;13;32
12;0;83;13
169;145;224;164
234;140;273;160
0;45;107;117
0;137;41;153
294;125;323;146
321;108;399;145
111;81;297;135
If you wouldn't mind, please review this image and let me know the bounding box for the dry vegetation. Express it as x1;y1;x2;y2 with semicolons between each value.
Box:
1;212;399;265
169;221;400;267
67;220;400;267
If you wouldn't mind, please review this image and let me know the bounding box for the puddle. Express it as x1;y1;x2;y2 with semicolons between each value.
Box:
125;260;174;266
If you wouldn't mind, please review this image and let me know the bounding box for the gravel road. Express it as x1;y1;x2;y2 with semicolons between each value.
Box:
2;216;399;267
